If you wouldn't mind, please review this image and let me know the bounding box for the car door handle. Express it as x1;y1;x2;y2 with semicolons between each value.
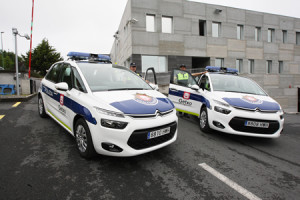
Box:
170;88;178;92
53;91;58;95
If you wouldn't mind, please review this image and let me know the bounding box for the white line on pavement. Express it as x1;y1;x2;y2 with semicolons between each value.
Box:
199;163;261;200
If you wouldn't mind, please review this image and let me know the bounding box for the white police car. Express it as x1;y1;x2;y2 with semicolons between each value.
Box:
168;66;284;138
38;52;177;158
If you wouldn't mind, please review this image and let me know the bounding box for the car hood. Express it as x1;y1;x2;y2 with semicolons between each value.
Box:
92;90;174;114
213;91;281;111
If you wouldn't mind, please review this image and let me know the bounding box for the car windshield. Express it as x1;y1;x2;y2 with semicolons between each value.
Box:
77;63;152;92
210;74;267;96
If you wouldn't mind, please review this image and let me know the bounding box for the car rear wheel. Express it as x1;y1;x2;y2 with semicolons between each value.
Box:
38;95;47;118
199;107;210;133
75;118;96;159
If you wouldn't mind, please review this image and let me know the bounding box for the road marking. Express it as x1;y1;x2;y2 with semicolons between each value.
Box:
0;115;5;120
199;163;261;200
12;102;21;107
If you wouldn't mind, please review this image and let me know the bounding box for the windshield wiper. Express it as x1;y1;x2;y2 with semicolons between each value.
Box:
222;91;263;95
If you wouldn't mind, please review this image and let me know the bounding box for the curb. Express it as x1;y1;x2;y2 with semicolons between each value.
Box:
0;93;37;102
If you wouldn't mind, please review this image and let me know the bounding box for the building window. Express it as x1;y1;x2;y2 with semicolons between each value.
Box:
266;60;272;74
279;61;283;74
282;30;287;43
212;22;221;38
146;14;155;32
215;58;224;67
142;55;167;73
162;16;173;33
255;27;261;41
268;28;275;42
297;32;300;45
248;59;254;74
199;20;206;36
236;59;243;73
237;25;244;40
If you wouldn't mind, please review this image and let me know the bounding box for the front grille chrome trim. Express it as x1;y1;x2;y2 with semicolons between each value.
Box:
126;109;174;119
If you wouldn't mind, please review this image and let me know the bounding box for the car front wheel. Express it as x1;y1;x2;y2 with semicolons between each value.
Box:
75;118;96;159
199;107;210;133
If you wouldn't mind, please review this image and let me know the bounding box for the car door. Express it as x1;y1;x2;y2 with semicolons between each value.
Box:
54;63;76;132
144;67;158;90
42;63;63;118
168;69;203;117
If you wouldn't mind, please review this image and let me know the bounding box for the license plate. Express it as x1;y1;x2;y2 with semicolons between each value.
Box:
245;121;269;128
147;127;171;139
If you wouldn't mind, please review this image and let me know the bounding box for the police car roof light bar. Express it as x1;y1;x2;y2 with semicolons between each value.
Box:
67;52;111;63
205;66;238;74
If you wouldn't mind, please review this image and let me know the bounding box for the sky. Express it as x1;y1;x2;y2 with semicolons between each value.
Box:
0;0;299;60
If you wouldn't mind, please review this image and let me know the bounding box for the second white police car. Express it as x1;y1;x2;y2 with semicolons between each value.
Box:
168;66;284;138
38;52;177;158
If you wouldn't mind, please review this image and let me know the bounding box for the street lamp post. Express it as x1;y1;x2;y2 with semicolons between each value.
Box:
12;28;30;96
1;32;4;68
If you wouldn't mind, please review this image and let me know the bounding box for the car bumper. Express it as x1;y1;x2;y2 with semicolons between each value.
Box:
88;111;178;156
207;107;284;138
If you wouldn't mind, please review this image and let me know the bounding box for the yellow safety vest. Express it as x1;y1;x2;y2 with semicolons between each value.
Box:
177;72;189;80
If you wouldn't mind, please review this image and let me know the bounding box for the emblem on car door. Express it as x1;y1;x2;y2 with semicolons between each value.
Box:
60;94;64;106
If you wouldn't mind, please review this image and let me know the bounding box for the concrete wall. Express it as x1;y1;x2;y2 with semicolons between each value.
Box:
111;0;300;112
0;72;31;95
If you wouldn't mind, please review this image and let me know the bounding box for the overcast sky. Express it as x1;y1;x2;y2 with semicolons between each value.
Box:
0;0;299;59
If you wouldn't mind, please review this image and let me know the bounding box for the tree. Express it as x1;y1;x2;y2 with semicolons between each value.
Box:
0;50;23;70
22;39;62;76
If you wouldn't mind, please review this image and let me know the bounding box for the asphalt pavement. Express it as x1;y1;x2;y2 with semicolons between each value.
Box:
0;97;299;200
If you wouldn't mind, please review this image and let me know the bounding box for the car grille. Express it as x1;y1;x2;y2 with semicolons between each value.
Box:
229;117;280;134
127;121;177;150
127;109;174;119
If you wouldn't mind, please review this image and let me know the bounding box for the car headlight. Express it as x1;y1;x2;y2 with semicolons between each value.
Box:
214;106;231;114
101;118;128;129
94;107;125;118
213;99;231;114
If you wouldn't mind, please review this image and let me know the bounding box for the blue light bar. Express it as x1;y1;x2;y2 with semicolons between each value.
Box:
205;66;238;73
67;52;111;62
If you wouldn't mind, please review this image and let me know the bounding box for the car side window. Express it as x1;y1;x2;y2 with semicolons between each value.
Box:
45;63;61;83
172;69;197;87
200;75;211;91
59;64;73;90
72;68;87;93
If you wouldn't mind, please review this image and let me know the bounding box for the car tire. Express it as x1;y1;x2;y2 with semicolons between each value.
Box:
74;118;96;159
38;95;48;118
199;107;211;133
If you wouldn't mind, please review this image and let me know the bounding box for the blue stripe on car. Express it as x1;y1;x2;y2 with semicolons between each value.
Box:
42;84;97;125
222;97;280;111
168;89;211;109
110;97;174;114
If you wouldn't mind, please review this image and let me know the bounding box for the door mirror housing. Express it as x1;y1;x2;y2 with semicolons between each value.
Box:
55;82;69;91
191;84;200;91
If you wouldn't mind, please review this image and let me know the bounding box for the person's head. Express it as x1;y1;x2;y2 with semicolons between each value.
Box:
130;63;137;72
179;64;186;71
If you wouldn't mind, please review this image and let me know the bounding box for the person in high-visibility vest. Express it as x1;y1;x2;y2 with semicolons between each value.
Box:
177;64;190;118
177;64;189;86
130;62;142;77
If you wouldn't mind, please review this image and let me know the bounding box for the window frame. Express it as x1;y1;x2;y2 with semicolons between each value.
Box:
162;16;173;34
212;22;221;38
237;24;244;40
255;27;261;41
146;14;156;32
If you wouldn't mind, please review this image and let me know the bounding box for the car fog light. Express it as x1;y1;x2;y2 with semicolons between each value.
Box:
101;119;128;129
214;106;231;114
213;121;225;129
102;143;123;152
280;115;284;120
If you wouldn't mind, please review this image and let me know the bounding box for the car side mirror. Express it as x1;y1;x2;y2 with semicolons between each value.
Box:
55;82;69;91
191;84;200;91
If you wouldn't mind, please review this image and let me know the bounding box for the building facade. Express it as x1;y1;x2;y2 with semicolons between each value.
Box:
110;0;300;112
